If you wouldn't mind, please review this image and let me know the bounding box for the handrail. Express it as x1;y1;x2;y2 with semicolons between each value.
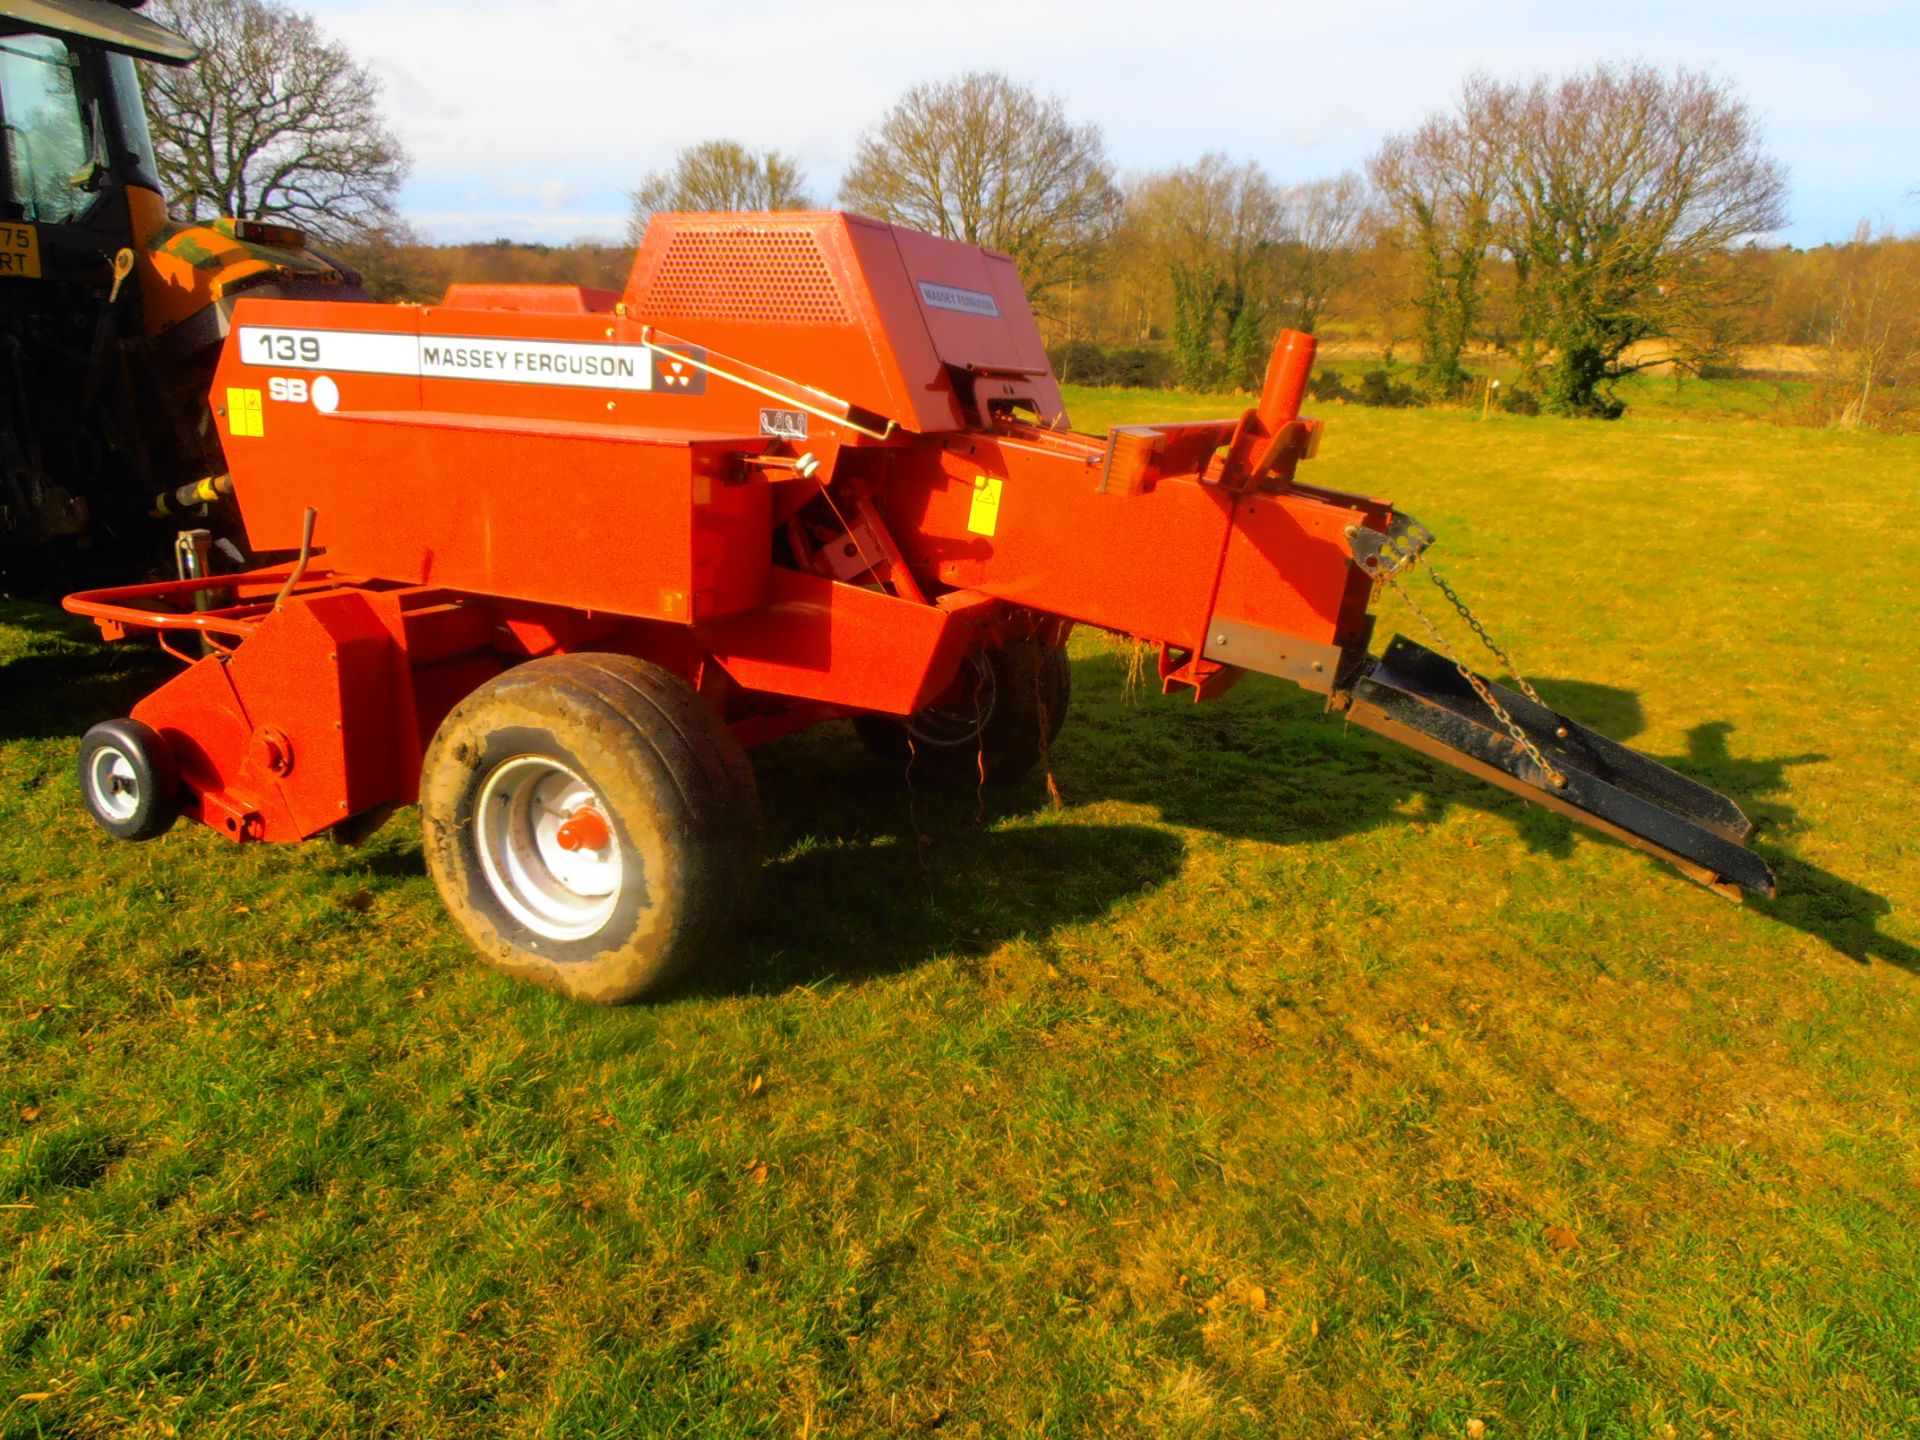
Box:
64;566;349;640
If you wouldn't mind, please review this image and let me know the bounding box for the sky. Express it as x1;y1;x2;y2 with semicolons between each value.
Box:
300;0;1919;250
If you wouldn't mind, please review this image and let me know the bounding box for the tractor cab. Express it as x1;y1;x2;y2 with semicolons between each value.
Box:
0;0;362;588
0;0;193;263
0;1;194;567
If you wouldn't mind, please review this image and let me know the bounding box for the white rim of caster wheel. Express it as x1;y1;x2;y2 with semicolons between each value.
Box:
87;744;143;824
474;755;625;943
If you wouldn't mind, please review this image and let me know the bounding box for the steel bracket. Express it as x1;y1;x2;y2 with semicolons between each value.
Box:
1345;514;1435;580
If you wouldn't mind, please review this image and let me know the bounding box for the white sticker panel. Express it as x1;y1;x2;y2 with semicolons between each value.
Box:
916;281;1001;319
236;326;655;392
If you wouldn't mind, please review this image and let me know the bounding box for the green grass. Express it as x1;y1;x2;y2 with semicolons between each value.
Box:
2;390;1917;1437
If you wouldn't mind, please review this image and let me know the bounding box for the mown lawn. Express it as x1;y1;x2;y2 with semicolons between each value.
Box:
1;387;1916;1438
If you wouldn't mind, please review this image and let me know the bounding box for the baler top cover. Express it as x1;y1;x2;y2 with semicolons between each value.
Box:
626;212;1064;434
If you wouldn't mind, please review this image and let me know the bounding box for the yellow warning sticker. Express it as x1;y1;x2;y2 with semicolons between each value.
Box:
967;475;1003;536
226;387;264;438
0;223;40;279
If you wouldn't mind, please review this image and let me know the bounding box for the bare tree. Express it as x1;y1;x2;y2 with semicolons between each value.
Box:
1368;85;1501;395
838;72;1120;303
1811;225;1920;431
144;0;407;242
1130;155;1286;389
1274;171;1372;333
1489;64;1789;415
626;141;811;244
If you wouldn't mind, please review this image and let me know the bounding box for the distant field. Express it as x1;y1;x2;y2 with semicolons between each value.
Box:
2;390;1916;1437
1284;363;1816;425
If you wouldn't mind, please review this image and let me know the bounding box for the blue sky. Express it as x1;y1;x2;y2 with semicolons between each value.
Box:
303;0;1918;249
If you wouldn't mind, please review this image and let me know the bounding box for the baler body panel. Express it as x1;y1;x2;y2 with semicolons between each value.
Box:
885;438;1236;656
1209;486;1386;650
694;568;986;718
212;299;774;623
886;441;1386;663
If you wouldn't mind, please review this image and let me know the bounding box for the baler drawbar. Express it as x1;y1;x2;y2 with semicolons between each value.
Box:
65;211;1772;1002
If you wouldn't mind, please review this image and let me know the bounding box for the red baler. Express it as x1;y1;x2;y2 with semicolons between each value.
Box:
65;212;1772;1002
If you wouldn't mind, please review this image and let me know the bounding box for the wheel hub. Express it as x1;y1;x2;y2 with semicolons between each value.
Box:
87;746;141;823
474;756;625;943
555;807;611;853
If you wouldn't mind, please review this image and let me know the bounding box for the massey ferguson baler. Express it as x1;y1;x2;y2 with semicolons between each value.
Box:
63;212;1774;1003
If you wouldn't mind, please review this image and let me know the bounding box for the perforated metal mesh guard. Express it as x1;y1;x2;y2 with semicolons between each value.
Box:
639;227;851;326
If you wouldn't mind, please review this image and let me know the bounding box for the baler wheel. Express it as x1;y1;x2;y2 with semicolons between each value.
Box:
77;718;179;842
856;641;1070;786
419;654;761;1004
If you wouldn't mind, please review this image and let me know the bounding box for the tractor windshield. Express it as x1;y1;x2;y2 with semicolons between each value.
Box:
0;32;95;223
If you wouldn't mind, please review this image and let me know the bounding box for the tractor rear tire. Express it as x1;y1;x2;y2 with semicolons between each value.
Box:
855;640;1070;786
419;654;761;1005
77;718;179;842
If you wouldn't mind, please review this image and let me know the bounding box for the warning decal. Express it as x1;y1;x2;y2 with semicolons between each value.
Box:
226;387;265;437
966;475;1003;536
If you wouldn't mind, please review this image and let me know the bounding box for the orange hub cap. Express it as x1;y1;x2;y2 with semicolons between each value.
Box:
554;807;612;853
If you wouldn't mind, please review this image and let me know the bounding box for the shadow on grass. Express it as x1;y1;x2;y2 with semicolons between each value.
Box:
1025;652;1915;976
695;819;1188;996
1534;688;1915;973
1633;717;1916;971
6;598;1906;980
0;597;174;741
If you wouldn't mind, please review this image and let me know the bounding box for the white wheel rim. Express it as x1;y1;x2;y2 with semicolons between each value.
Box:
474;755;625;943
88;745;141;823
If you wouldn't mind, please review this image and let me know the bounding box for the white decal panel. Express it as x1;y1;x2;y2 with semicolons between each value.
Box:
236;326;656;392
916;281;1001;319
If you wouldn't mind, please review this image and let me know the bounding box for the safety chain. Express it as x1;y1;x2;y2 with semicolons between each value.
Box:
1381;569;1567;789
1426;567;1552;712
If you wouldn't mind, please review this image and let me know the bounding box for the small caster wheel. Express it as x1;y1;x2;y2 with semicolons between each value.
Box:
77;718;180;842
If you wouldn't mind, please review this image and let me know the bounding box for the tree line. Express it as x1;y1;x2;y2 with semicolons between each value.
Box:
144;0;1917;429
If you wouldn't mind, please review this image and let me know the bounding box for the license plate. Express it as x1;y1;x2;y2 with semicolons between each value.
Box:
0;223;41;279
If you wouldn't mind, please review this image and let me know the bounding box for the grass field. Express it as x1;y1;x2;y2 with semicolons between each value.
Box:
2;383;1917;1438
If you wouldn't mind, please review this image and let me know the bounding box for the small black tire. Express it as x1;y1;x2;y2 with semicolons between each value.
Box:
855;640;1070;786
77;718;179;842
419;653;761;1005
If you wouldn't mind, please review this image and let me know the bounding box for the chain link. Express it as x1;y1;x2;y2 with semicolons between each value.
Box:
1426;567;1551;711
1381;570;1567;789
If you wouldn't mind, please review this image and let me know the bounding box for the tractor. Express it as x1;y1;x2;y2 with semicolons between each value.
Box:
0;0;359;589
60;210;1775;1003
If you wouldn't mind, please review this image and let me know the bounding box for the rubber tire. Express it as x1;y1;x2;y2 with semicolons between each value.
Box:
855;641;1071;786
419;654;761;1005
76;718;179;841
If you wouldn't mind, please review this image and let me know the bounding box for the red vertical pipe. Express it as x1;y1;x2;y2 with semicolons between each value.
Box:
1258;329;1318;430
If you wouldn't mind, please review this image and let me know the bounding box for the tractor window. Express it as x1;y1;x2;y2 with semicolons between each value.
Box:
0;34;96;224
